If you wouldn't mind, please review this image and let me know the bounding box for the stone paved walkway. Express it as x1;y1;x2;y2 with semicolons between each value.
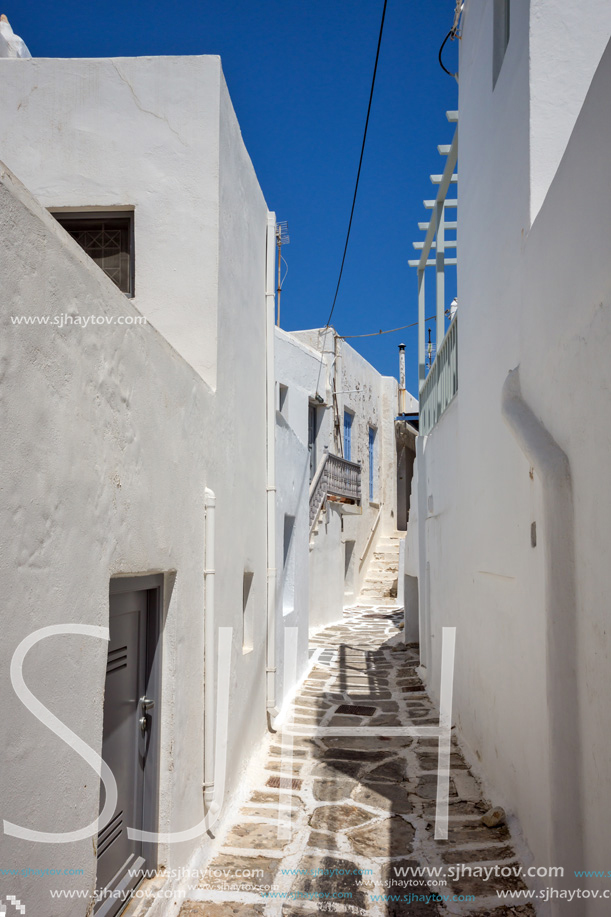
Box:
178;606;536;917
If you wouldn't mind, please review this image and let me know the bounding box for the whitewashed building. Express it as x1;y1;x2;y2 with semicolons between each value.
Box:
0;42;411;917
284;328;406;627
406;0;611;908
273;327;322;708
0;51;280;917
274;324;416;689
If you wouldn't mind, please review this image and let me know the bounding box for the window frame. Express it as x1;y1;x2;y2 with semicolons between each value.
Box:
368;425;377;502
492;0;511;89
52;209;135;298
278;383;289;417
343;409;354;462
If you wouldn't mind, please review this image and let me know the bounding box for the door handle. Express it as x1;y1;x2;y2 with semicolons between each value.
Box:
140;696;155;712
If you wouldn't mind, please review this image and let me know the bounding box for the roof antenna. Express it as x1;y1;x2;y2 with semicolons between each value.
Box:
275;221;290;327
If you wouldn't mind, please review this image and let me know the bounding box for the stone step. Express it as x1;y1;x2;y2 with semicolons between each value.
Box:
360;584;397;597
359;592;397;602
368;561;399;573
364;570;399;581
373;551;399;562
357;595;400;605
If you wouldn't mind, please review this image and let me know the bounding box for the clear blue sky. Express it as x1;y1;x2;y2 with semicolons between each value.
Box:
10;1;458;396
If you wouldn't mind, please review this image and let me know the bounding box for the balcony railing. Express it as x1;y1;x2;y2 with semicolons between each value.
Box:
420;314;458;435
309;451;361;532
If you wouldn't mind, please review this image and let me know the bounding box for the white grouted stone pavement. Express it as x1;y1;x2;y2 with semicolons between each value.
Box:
174;606;537;917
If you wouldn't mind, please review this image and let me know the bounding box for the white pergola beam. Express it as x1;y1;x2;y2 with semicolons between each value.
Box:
419;221;457;230
431;173;458;184
424;199;457;209
414;129;458;272
412;240;457;250
409;257;457;268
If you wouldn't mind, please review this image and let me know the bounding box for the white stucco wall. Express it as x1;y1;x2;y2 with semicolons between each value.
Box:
273;327;347;634
529;0;611;220
0;54;270;912
274;329;322;704
519;42;611;889
0;166;203;912
214;69;269;790
408;7;611;904
309;504;346;631
337;336;400;600
0;55;232;389
462;0;611;224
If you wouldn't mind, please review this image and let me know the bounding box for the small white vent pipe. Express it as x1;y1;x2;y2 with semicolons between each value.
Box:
265;212;280;726
203;487;219;819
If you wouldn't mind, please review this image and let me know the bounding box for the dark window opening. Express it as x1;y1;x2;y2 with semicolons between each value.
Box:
493;0;510;88
54;213;134;296
242;570;254;653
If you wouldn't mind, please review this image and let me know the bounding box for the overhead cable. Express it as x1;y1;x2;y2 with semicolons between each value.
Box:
340;314;437;339
439;1;463;80
323;0;388;332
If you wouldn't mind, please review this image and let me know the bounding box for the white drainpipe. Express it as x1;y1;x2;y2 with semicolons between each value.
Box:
501;367;582;891
265;211;280;726
203;487;219;818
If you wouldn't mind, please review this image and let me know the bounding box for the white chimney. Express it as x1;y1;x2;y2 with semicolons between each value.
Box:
398;343;406;414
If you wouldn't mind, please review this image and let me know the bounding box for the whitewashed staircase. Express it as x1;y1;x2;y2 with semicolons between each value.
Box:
358;532;402;605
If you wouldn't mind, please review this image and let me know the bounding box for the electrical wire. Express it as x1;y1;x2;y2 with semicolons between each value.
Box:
438;29;456;78
280;254;289;290
322;0;388;332
340;314;437;339
439;1;463;79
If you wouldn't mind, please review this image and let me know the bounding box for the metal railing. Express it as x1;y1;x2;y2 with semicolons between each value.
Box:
309;451;361;532
419;314;458;435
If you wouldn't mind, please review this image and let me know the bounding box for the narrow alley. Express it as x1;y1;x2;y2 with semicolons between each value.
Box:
175;597;536;917
3;7;611;915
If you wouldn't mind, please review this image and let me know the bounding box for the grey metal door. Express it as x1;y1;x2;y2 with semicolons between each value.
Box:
96;576;162;916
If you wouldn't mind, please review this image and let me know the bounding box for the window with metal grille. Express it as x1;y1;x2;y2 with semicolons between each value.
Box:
54;213;134;296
